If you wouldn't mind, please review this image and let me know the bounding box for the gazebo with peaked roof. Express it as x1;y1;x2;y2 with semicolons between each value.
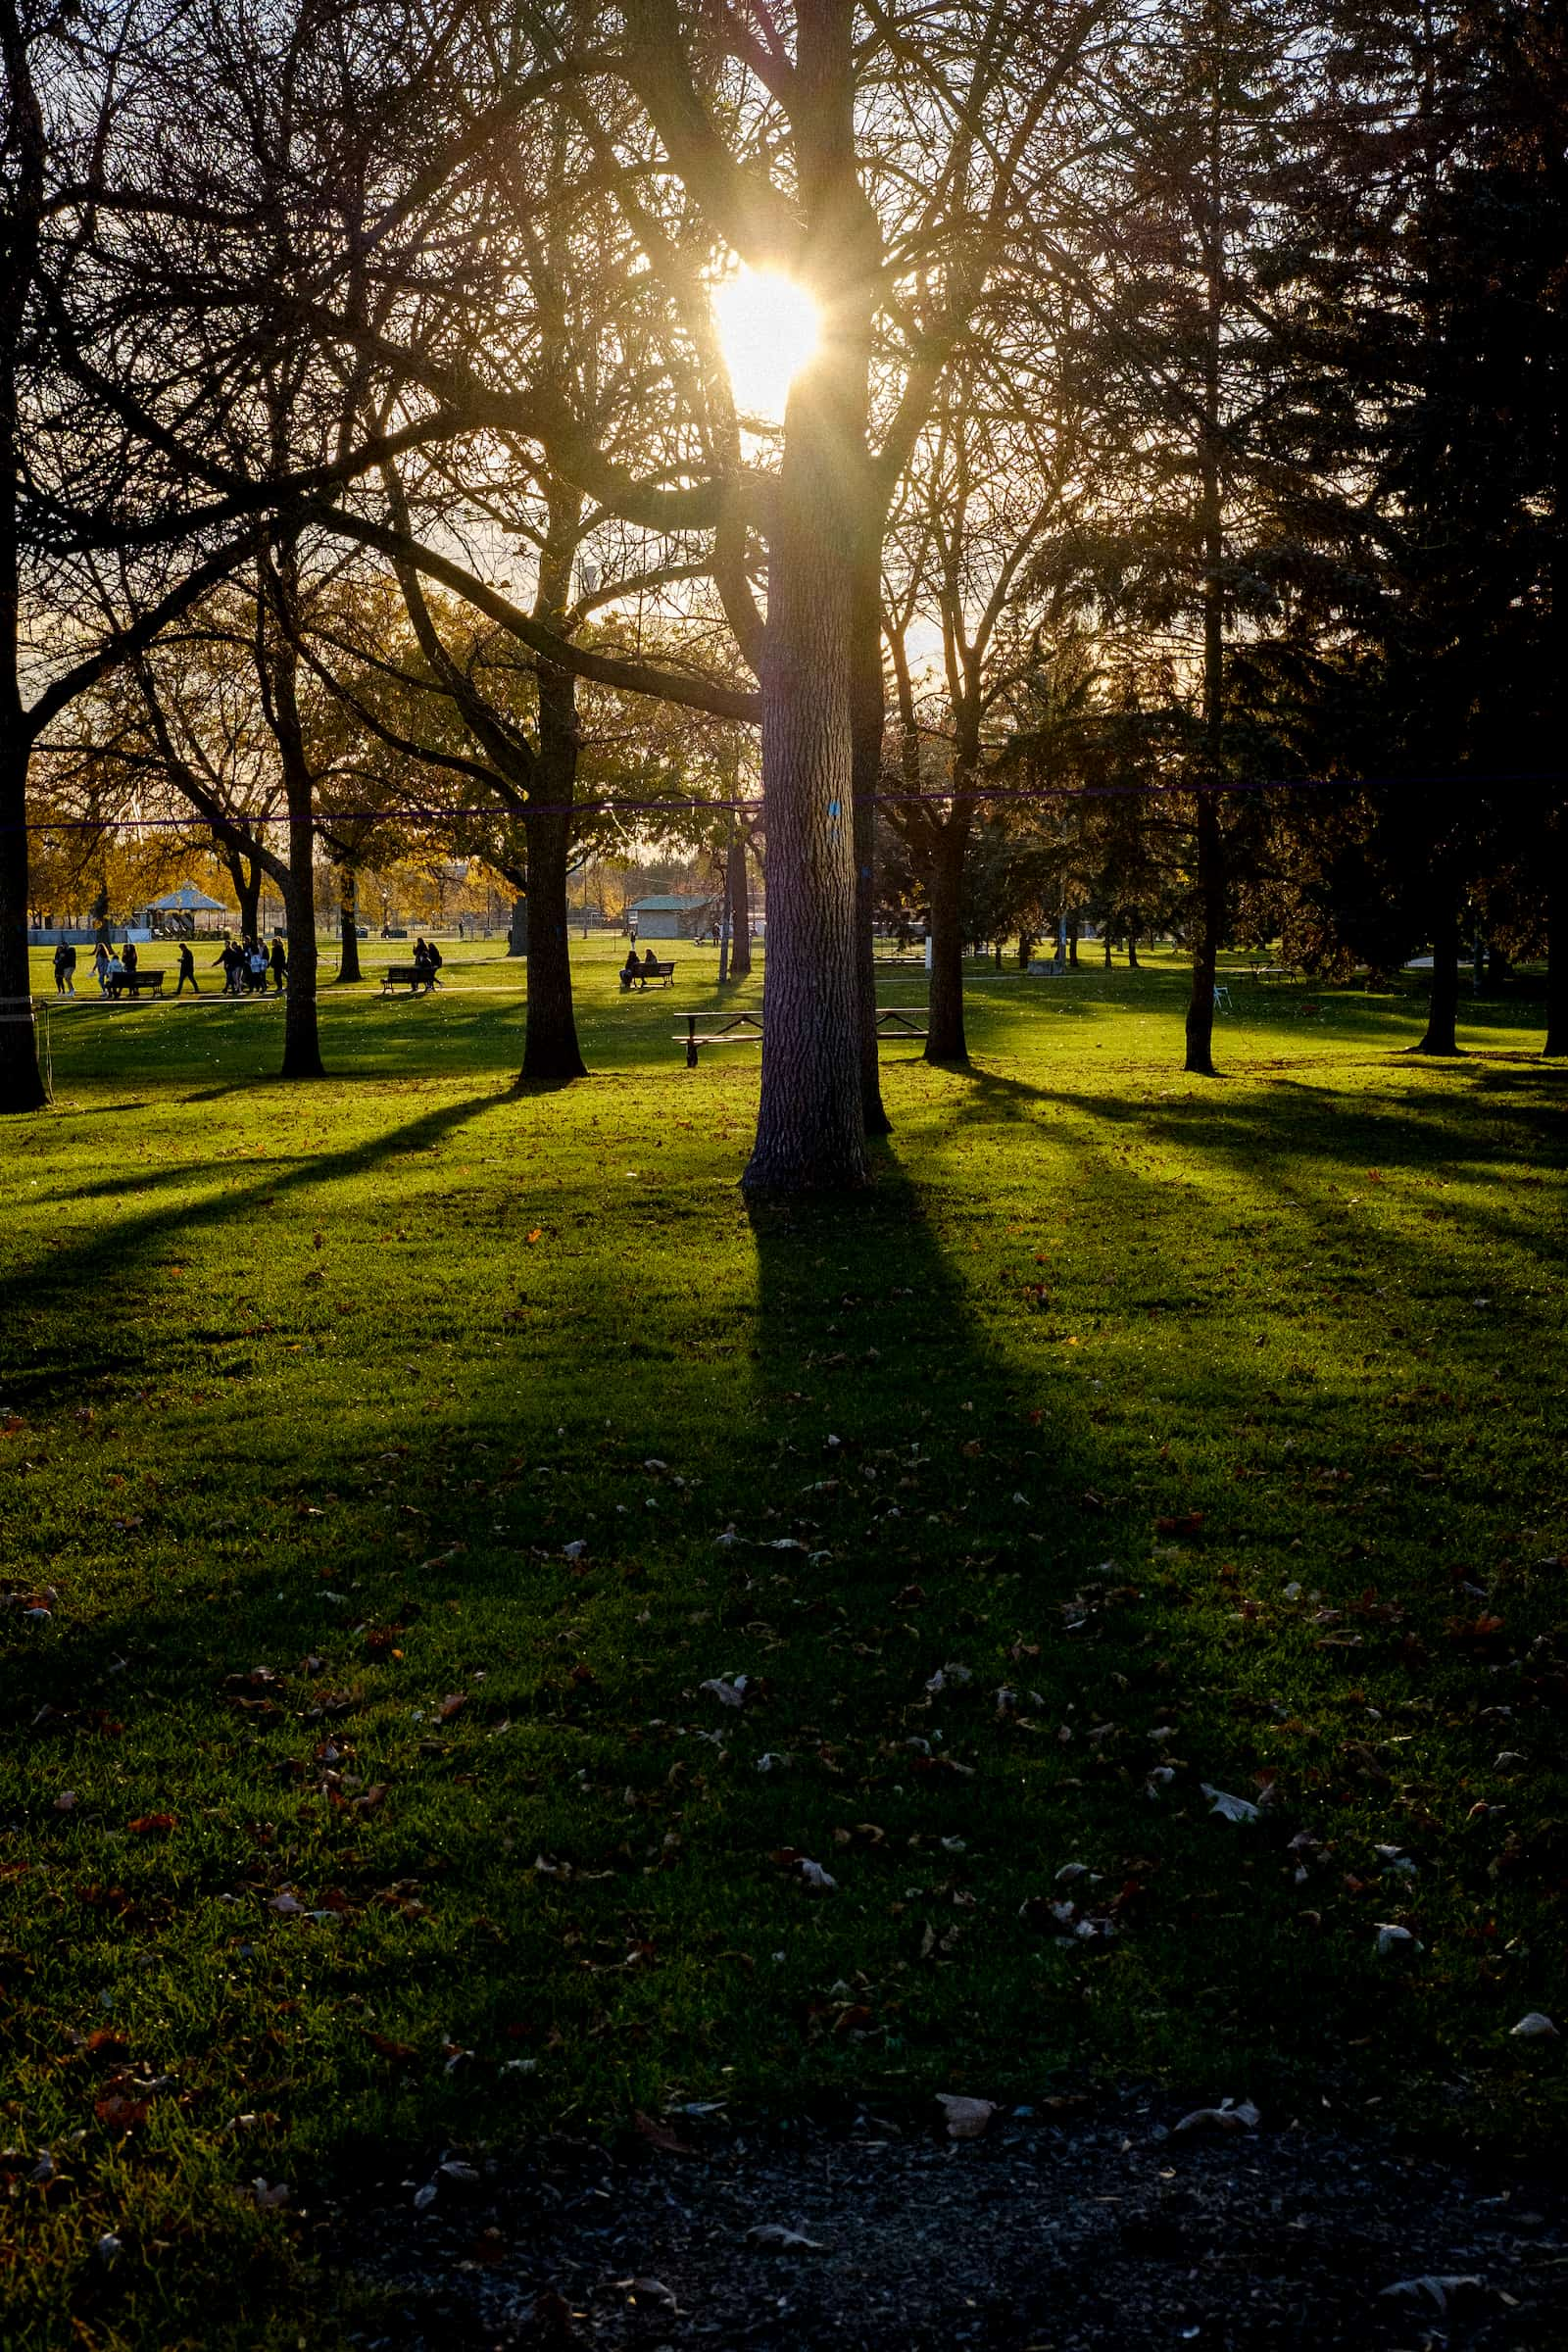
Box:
142;885;232;937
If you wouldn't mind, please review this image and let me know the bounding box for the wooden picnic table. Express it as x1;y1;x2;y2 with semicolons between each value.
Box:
671;1003;928;1068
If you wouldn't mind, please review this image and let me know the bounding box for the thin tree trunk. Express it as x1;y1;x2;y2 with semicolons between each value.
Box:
519;510;588;1085
1184;794;1224;1077
226;851;262;945
1067;920;1079;968
1102;933;1113;969
728;834;752;980
519;799;585;1082
924;824;968;1063
1128;931;1140;970
279;771;323;1079
0;737;43;1112
259;543;324;1082
1414;898;1462;1054
337;865;362;982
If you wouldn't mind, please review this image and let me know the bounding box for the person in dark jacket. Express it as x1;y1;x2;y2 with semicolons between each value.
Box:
270;939;287;993
175;942;198;995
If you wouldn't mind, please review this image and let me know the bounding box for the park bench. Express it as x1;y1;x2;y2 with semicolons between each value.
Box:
873;954;925;968
380;964;437;997
107;968;165;1000
620;960;676;990
673;1003;927;1068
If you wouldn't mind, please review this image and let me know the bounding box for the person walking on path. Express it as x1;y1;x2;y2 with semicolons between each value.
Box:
93;940;111;995
270;939;287;993
175;942;198;995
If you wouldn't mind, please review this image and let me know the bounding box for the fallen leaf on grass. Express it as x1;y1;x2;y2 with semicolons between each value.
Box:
1509;2012;1557;2038
435;1691;467;1722
94;2093;149;2131
125;1812;178;1836
1375;1923;1420;1956
251;2178;290;2208
633;2110;697;2155
938;2094;996;2139
746;2224;825;2252
367;2034;419;2062
700;1675;749;1708
1201;1785;1259;1823
1173;2098;1260;2135
1156;1512;1204;1538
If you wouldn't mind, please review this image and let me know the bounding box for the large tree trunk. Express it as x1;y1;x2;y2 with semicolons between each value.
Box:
220;845;262;944
1184;792;1225;1077
849;543;890;1134
279;774;323;1079
924;823;968;1063
336;865;362;982
0;737;44;1113
727;834;752;980
519;800;584;1081
742;24;872;1190
1414;898;1462;1054
1185;84;1227;1084
518;514;588;1085
1545;812;1566;1056
0;24;44;1116
259;543;325;1082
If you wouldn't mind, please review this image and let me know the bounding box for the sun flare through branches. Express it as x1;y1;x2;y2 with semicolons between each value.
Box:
710;267;822;425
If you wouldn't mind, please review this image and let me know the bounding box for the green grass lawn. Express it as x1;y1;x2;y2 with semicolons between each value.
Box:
4;938;1566;2346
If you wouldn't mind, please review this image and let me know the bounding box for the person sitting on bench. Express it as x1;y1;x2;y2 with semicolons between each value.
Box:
622;947;643;986
641;947;661;973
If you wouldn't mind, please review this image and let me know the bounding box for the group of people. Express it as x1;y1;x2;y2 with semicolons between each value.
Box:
620;945;667;988
214;936;286;995
412;937;444;987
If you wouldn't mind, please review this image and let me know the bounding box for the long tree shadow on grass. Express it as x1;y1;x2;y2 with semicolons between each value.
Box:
5;1089;1565;2346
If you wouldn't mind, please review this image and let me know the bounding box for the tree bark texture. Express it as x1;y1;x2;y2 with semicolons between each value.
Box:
337;866;362;981
1184;793;1225;1076
742;0;872;1193
1414;898;1462;1054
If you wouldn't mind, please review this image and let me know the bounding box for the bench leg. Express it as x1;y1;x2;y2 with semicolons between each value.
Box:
685;1016;699;1071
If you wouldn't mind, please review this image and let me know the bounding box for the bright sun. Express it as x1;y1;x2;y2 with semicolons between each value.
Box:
710;267;822;424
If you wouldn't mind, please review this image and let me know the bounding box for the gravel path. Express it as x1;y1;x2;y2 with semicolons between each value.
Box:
334;2091;1565;2348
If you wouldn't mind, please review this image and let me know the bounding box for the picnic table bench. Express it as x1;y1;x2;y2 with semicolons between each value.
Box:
380;963;438;997
672;1003;928;1068
620;959;675;990
106;967;165;1000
